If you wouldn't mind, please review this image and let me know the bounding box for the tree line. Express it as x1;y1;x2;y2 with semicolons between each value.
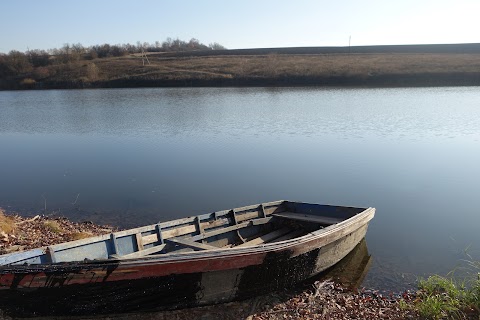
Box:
0;38;226;78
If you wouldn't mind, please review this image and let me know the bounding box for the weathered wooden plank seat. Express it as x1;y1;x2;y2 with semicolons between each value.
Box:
165;238;218;251
272;212;342;225
236;227;292;248
189;217;272;242
270;229;305;243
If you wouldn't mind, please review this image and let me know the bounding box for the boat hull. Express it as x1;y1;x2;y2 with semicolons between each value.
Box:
0;225;367;316
0;222;369;316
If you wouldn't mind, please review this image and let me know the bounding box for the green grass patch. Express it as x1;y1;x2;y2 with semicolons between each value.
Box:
415;273;480;319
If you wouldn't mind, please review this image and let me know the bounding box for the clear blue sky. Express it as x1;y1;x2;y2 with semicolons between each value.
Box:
1;0;479;53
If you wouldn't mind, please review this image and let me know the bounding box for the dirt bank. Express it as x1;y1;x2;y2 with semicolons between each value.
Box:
2;44;480;90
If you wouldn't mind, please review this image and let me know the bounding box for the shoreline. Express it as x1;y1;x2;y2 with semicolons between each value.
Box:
2;43;480;91
0;210;420;319
1;210;479;318
3;72;480;91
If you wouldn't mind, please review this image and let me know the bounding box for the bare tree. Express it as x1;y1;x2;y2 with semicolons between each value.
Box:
5;50;32;73
70;43;85;61
209;42;227;50
162;37;173;51
27;49;50;67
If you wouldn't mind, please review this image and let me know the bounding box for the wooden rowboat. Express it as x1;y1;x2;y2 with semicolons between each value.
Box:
0;200;375;316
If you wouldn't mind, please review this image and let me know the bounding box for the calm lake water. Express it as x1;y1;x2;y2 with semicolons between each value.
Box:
1;87;479;290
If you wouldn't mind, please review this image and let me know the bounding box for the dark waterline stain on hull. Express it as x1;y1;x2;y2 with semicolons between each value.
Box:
0;248;326;317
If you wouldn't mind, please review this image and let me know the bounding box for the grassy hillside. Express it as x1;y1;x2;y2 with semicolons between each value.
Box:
2;44;480;89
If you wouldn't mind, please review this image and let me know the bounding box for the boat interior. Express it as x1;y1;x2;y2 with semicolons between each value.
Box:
0;201;366;266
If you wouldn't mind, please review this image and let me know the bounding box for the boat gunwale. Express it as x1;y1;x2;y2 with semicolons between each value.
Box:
116;206;375;264
0;206;375;271
0;200;285;265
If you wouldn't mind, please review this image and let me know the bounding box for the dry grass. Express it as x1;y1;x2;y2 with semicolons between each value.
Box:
137;53;480;77
68;231;93;241
0;209;15;234
0;212;116;254
20;78;36;85
36;52;480;84
2;49;479;90
43;220;62;233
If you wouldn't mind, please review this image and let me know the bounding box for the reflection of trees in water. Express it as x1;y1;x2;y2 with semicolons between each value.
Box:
50;87;299;139
62;88;226;138
0;88;219;137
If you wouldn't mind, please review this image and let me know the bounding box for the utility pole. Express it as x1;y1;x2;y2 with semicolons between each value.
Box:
349;36;351;53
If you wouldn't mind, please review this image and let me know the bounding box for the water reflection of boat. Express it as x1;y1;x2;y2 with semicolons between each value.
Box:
0;200;374;317
317;238;372;289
